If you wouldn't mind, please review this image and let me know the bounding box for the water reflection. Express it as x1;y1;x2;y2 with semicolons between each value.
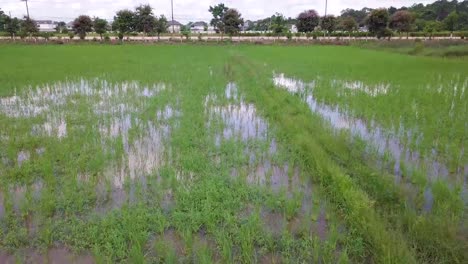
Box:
332;79;390;97
0;79;175;214
0;80;166;119
17;151;30;167
273;73;468;210
206;83;314;200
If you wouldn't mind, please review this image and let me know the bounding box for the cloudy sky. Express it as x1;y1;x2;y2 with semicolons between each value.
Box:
1;0;435;23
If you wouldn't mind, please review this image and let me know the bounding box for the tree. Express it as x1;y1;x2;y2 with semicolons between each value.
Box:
341;16;358;37
424;21;442;39
94;17;108;39
72;15;93;40
114;9;135;36
443;11;459;34
296;10;319;33
223;8;243;36
390;10;415;39
341;8;372;26
55;21;67;33
0;9;6;31
4;16;20;38
270;13;288;36
366;8;389;39
209;3;229;33
388;6;398;16
459;12;468;30
22;17;38;36
134;4;155;35
154;15;168;40
321;15;337;35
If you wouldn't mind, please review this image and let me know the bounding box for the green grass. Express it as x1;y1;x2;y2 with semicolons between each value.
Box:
0;44;466;263
354;40;468;58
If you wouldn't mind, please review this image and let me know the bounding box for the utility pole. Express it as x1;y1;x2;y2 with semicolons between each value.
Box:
171;0;174;34
22;0;30;19
325;0;328;16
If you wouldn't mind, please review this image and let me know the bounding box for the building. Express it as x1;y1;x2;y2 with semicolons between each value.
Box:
167;20;182;33
190;21;207;33
290;25;298;33
66;22;74;31
36;20;58;32
242;20;253;32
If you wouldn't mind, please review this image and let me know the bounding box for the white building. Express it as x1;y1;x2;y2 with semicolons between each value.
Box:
167;20;182;33
36;20;58;32
191;21;206;33
290;25;298;33
66;22;73;31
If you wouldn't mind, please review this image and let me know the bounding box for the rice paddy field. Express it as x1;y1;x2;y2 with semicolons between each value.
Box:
0;43;467;263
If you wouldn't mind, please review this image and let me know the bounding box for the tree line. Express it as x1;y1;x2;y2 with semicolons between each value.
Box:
0;4;169;40
1;0;467;40
247;0;468;38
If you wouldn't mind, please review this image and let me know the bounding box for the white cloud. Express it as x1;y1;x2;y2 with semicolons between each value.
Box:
1;0;435;23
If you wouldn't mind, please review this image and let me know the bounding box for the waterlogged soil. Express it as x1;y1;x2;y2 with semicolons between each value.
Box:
0;78;344;261
273;73;468;208
205;83;331;237
0;248;94;264
0;79;180;217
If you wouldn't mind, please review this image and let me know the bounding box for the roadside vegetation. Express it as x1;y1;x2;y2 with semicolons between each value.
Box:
354;39;468;57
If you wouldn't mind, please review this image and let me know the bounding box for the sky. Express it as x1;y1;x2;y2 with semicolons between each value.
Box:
1;0;435;23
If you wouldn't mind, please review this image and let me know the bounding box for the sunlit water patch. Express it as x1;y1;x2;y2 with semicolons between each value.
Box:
0;79;177;215
0;79;166;118
332;79;390;97
205;83;330;237
274;73;467;208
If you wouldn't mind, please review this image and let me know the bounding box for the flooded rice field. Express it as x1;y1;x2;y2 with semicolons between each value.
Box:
0;78;348;262
1;44;466;263
274;73;468;207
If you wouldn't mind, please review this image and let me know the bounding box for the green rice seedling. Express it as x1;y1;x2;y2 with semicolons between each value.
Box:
0;44;465;263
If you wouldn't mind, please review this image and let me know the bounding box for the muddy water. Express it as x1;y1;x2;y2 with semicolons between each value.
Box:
0;80;166;118
0;79;175;215
274;73;468;208
206;83;329;237
95;105;178;213
206;83;303;192
0;248;94;264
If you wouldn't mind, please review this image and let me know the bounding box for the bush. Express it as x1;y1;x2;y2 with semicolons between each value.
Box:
68;32;75;39
305;32;313;39
286;32;293;40
41;32;53;40
240;32;262;37
409;42;425;55
198;33;202;41
19;31;28;39
294;32;302;38
118;33;124;40
104;34;111;41
181;31;190;40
